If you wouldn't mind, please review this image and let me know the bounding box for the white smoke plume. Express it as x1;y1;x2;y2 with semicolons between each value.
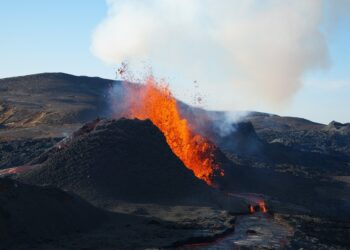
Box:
91;0;345;109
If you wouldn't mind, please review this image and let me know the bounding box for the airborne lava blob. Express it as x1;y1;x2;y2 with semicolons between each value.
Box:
114;76;224;185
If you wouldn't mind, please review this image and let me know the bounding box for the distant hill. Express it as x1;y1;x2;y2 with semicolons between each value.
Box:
0;73;117;140
245;112;350;157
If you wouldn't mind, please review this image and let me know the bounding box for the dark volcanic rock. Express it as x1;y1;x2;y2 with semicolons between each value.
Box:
20;118;242;208
0;178;104;249
0;137;62;169
207;121;265;159
284;214;350;249
325;121;350;135
246;113;350;158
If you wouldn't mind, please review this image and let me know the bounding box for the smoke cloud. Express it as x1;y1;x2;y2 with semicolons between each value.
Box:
91;0;342;109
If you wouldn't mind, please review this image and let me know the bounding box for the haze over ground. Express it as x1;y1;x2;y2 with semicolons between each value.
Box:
0;0;349;123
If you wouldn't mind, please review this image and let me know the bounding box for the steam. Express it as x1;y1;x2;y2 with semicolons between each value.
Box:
91;0;343;109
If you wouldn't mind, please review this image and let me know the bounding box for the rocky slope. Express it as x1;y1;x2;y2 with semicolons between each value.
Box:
1;176;241;249
0;178;104;249
18;118;246;211
0;137;61;169
246;112;350;157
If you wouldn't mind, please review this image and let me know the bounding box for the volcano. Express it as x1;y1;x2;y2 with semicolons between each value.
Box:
111;77;225;184
19;118;245;210
2;73;350;249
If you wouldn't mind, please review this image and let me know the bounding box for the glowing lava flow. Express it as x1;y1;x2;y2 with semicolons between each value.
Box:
249;201;268;214
120;76;224;185
259;201;268;213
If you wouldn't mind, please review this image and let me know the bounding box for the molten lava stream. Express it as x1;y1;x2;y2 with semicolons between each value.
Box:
259;201;268;213
122;76;224;185
249;205;255;214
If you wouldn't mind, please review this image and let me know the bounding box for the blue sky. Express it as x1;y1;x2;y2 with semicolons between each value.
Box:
0;0;349;124
0;0;111;77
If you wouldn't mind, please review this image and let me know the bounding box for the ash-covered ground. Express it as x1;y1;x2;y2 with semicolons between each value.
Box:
1;73;350;249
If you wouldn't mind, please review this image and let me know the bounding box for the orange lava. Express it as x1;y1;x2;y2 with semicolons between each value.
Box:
248;201;268;214
259;201;268;213
122;76;223;184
